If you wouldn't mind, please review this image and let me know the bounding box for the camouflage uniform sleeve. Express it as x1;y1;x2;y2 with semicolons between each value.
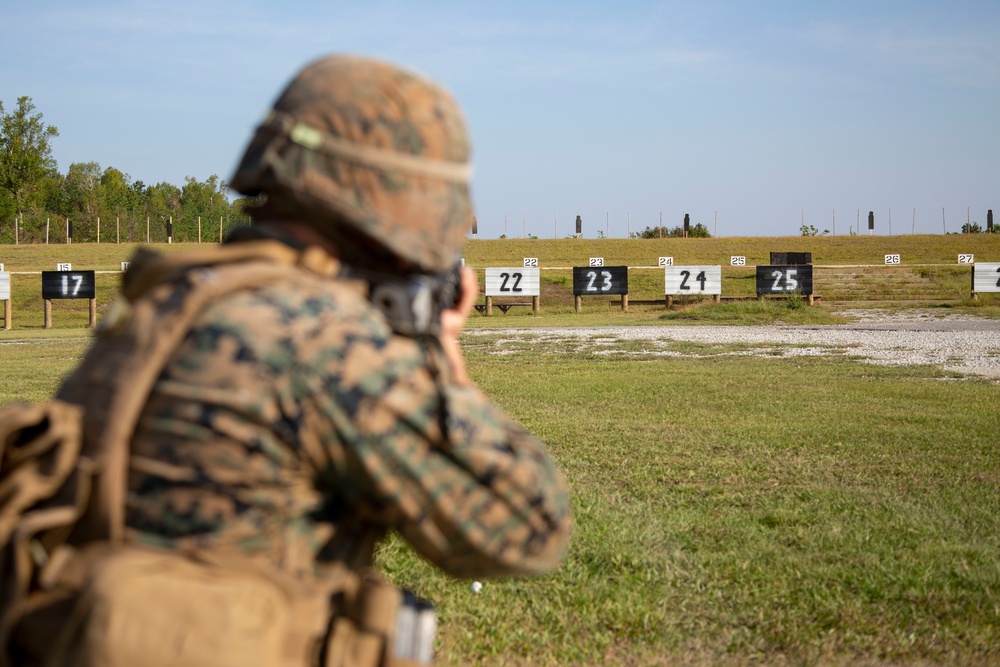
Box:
308;336;572;579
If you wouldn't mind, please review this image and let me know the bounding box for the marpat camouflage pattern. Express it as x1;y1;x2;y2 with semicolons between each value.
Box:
57;241;571;581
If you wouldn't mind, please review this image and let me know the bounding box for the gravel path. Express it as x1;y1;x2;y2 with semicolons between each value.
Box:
467;309;1000;379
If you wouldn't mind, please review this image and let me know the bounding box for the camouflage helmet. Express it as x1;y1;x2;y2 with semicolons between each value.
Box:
230;55;473;273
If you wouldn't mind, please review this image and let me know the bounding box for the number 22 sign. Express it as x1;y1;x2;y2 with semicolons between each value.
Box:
484;267;540;296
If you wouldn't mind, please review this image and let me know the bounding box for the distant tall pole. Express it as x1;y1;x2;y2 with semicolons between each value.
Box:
832;209;836;236
857;209;860;235
714;210;718;237
912;208;915;235
116;216;120;244
554;213;557;239
522;212;526;238
942;208;946;234
888;208;892;236
504;213;507;238
627;211;631;238
46;217;49;244
97;216;101;244
606;211;609;238
659;211;663;238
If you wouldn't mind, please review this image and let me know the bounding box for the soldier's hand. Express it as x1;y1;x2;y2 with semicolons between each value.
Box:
439;267;477;386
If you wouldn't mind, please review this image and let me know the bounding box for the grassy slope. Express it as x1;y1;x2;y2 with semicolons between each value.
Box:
2;235;1000;330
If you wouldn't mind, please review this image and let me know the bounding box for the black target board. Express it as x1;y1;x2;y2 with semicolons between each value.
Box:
42;270;96;299
755;265;813;296
573;265;628;296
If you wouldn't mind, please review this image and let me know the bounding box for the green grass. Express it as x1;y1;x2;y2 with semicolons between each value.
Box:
3;334;997;665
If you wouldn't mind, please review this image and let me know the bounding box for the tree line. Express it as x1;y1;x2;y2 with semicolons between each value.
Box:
0;96;252;244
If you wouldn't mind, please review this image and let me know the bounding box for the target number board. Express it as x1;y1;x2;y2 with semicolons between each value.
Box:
573;265;628;295
42;270;96;299
755;265;814;295
485;267;540;296
972;262;1000;293
665;265;722;295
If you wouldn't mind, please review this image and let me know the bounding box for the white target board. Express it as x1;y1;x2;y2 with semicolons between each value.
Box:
0;272;9;300
485;267;540;297
973;262;1000;293
665;265;722;295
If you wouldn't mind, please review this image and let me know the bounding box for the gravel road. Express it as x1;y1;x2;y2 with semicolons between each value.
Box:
468;309;1000;379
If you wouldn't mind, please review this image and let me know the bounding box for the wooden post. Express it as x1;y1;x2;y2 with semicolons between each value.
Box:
97;216;101;243
621;294;628;312
713;294;721;303
3;300;10;330
808;294;815;306
666;295;673;309
89;298;97;328
44;300;52;329
532;295;540;315
575;295;582;313
485;296;493;316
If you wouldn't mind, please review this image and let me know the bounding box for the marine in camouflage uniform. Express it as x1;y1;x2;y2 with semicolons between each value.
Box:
57;55;571;583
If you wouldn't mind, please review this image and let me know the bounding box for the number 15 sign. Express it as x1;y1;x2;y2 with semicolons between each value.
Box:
485;267;540;296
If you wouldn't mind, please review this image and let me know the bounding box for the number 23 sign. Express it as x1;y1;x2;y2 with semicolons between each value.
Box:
572;265;628;295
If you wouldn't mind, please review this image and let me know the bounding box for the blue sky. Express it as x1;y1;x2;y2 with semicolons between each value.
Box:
3;0;998;238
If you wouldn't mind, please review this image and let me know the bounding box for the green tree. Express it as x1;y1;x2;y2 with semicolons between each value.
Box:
179;175;232;241
0;96;60;219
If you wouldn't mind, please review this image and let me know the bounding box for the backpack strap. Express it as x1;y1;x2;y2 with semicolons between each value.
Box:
70;240;341;543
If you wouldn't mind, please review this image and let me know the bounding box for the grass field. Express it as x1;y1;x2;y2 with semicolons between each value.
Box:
1;238;999;664
1;235;999;330
2;334;998;665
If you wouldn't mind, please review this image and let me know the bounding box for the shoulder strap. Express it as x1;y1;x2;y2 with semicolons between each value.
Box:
69;240;341;543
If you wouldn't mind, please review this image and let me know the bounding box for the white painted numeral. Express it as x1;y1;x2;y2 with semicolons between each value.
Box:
121;261;131;271
61;275;83;296
523;257;538;268
958;254;974;265
57;262;72;271
731;256;746;266
586;270;613;292
658;256;674;266
589;257;604;267
884;254;901;265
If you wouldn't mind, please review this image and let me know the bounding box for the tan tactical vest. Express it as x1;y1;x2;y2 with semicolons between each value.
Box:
0;240;431;667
